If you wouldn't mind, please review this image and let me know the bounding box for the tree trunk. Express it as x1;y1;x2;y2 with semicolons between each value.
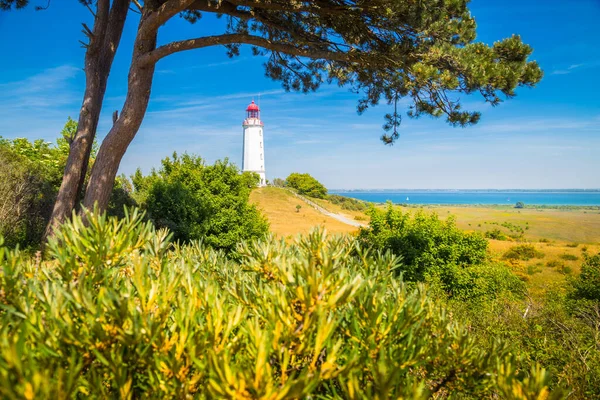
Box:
44;0;129;238
82;17;158;212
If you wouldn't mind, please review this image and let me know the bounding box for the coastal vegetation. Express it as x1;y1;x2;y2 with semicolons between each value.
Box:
1;167;599;397
285;173;328;199
3;1;598;398
128;153;268;252
0;210;560;399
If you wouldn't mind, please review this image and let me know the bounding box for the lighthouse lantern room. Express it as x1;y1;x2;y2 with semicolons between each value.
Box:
242;100;266;186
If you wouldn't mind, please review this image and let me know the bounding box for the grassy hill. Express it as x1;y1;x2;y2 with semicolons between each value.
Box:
249;187;360;238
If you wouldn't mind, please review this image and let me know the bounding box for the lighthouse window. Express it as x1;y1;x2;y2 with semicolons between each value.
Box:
259;130;262;136
260;142;262;148
260;153;263;160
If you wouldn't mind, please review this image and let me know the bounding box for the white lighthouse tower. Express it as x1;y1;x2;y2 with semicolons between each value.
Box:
242;100;266;186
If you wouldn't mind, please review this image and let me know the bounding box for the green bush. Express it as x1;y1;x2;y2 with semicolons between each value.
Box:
0;126;75;248
328;194;368;211
131;153;269;252
285;172;327;199
427;261;525;301
0;210;558;399
546;260;564;268
485;228;509;241
358;204;488;282
451;288;600;398
559;253;579;261
503;244;544;261
571;252;600;302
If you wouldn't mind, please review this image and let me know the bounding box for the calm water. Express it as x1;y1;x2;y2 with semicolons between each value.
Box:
330;191;600;206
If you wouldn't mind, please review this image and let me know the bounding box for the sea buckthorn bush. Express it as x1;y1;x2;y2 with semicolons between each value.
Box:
0;210;558;399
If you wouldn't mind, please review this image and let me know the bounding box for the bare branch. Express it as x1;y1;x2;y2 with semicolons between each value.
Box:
84;2;96;17
82;23;94;38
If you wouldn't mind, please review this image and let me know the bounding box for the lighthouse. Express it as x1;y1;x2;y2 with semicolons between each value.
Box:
242;100;266;186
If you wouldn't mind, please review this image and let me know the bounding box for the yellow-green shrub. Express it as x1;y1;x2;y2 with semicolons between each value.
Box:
0;210;560;399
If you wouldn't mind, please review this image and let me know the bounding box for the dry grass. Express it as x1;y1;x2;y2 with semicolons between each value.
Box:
252;188;600;296
250;187;359;238
411;205;600;244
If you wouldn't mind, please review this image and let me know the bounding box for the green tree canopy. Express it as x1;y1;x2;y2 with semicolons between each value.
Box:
286;173;328;199
132;153;269;251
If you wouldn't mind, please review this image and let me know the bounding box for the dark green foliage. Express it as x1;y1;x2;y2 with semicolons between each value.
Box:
503;244;544;261
0;0;28;10
286;173;327;199
107;174;138;219
485;228;509;241
328;194;368;211
132;153;269;252
451;288;599;398
0;210;558;398
486;221;525;240
208;1;543;142
560;253;578;261
358;204;488;282
566;243;579;248
515;201;525;209
427;261;525;301
0;126;73;248
0;119;122;248
571;253;600;302
546;260;564;269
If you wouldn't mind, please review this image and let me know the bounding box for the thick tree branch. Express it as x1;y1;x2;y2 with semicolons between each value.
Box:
140;33;353;66
140;0;196;37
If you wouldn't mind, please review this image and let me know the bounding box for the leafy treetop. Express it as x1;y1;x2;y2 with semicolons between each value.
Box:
286;172;328;199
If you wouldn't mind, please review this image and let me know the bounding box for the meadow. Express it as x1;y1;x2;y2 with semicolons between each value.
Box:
251;187;600;297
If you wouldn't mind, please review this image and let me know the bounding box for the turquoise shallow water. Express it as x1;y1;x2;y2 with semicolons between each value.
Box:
329;191;600;206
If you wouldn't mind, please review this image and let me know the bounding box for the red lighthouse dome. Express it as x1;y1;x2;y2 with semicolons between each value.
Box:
246;100;260;119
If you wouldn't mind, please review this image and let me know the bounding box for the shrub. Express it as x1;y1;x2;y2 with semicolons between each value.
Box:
527;264;543;275
560;265;573;275
559;253;578;261
328;194;368;211
427;261;525;301
485;228;509;241
0;129;74;248
503;244;544;261
0;210;557;399
566;243;579;248
132;153;269;252
546;260;564;268
285;172;327;198
515;201;525;209
358;204;488;281
571;252;600;302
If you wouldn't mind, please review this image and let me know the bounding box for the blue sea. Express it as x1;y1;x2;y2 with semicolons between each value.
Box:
329;191;600;206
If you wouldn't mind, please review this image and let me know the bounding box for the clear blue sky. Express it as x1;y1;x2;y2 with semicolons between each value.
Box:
1;0;599;189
